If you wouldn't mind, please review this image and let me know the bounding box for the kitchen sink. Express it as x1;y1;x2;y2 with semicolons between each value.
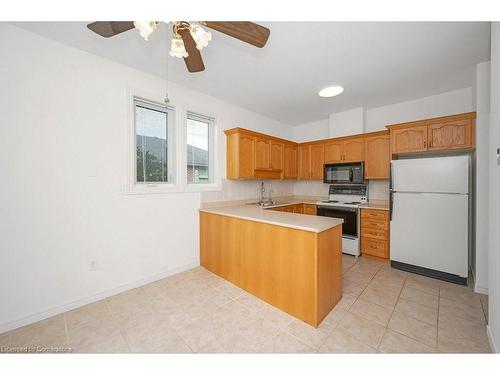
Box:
246;201;291;208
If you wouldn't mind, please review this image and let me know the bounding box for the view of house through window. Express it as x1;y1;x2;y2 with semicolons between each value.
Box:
135;99;170;183
187;112;213;184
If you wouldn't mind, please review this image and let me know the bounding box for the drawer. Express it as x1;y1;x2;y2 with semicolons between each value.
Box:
361;227;388;241
361;219;389;230
361;238;388;259
361;209;389;221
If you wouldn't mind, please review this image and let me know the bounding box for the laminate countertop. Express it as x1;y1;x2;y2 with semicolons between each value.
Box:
199;205;343;233
359;200;390;211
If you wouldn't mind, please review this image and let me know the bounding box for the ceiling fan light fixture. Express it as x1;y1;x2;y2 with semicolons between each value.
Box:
318;86;344;98
133;21;158;41
190;24;212;50
169;34;189;58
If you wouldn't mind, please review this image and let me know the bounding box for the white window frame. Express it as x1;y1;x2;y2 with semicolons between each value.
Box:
185;111;215;186
183;107;221;192
127;90;181;194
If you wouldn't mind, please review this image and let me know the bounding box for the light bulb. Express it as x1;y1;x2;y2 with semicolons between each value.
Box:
169;34;189;58
190;24;212;50
133;21;158;41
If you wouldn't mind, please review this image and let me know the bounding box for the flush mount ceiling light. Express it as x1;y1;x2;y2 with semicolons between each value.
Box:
318;86;344;98
86;21;270;73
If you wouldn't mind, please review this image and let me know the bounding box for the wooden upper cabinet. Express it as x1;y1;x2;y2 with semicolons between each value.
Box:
364;134;390;179
226;132;255;179
391;125;428;154
427;118;473;151
270;141;284;171
310;144;325;180
298;145;311;180
254;137;271;170
324;141;343;163
343;139;364;161
388;113;476;156
283;144;298;180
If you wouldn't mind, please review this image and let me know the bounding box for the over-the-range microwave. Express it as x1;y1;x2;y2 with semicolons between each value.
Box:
323;162;365;184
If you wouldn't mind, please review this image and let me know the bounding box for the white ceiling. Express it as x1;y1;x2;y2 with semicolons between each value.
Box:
12;22;490;126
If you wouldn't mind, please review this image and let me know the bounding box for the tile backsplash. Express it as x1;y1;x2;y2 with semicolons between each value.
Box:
201;179;389;203
368;180;390;200
201;179;295;203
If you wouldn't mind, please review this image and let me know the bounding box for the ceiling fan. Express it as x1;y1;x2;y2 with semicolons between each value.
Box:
87;21;270;73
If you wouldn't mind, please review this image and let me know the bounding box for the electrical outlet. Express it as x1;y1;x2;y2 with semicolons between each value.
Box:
89;260;98;271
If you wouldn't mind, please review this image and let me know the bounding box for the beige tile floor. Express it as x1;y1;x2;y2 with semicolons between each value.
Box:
0;255;491;353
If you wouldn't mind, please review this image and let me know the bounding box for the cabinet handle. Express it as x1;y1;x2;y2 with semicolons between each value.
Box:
424;141;427;148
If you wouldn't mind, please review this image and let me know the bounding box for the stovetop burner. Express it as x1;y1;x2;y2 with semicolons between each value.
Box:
346;201;362;205
322;200;339;203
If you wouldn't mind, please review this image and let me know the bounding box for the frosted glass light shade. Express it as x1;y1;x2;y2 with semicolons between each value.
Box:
169;34;189;58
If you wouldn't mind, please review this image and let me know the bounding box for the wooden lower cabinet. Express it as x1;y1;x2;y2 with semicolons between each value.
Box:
302;204;317;215
199;212;342;327
269;203;317;215
360;208;390;259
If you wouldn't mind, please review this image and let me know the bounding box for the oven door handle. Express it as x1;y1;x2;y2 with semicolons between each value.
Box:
318;206;357;213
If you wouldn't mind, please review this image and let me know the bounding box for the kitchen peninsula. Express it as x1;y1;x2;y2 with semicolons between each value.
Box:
199;205;343;327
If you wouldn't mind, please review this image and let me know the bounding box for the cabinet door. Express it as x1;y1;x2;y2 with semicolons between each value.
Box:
254;137;270;169
343;139;364;161
302;204;317;215
391;125;428;154
324;141;343;163
428;119;473;151
364;135;390;179
283;144;298;179
297;145;311;180
238;134;255;179
270;141;284;171
310;144;325;180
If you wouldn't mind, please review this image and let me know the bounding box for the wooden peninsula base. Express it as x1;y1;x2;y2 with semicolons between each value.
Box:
199;211;343;327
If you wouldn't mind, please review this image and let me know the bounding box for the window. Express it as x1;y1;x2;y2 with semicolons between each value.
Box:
134;98;174;185
186;112;214;184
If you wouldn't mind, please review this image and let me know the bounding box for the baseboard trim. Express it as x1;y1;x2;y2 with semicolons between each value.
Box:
487;325;498;353
0;260;200;334
474;285;489;295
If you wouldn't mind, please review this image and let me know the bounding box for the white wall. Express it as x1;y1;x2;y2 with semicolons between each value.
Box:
292;119;329;142
474;62;490;294
0;23;294;332
329;107;364;137
488;22;500;353
365;87;473;131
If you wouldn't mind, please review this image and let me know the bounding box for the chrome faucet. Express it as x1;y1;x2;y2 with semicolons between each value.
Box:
259;181;266;205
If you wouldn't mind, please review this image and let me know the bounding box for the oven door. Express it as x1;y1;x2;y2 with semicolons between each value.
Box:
316;206;358;238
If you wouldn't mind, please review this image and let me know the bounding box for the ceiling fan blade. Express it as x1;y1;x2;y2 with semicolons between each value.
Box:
178;28;205;73
87;22;135;37
203;22;270;48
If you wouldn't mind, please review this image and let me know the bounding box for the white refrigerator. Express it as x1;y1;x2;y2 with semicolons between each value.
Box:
390;155;470;283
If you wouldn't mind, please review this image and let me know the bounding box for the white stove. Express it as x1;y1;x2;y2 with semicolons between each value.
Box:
316;185;368;257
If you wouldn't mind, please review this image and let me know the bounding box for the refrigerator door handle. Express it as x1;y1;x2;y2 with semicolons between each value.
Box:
389;162;393;191
389;190;394;221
